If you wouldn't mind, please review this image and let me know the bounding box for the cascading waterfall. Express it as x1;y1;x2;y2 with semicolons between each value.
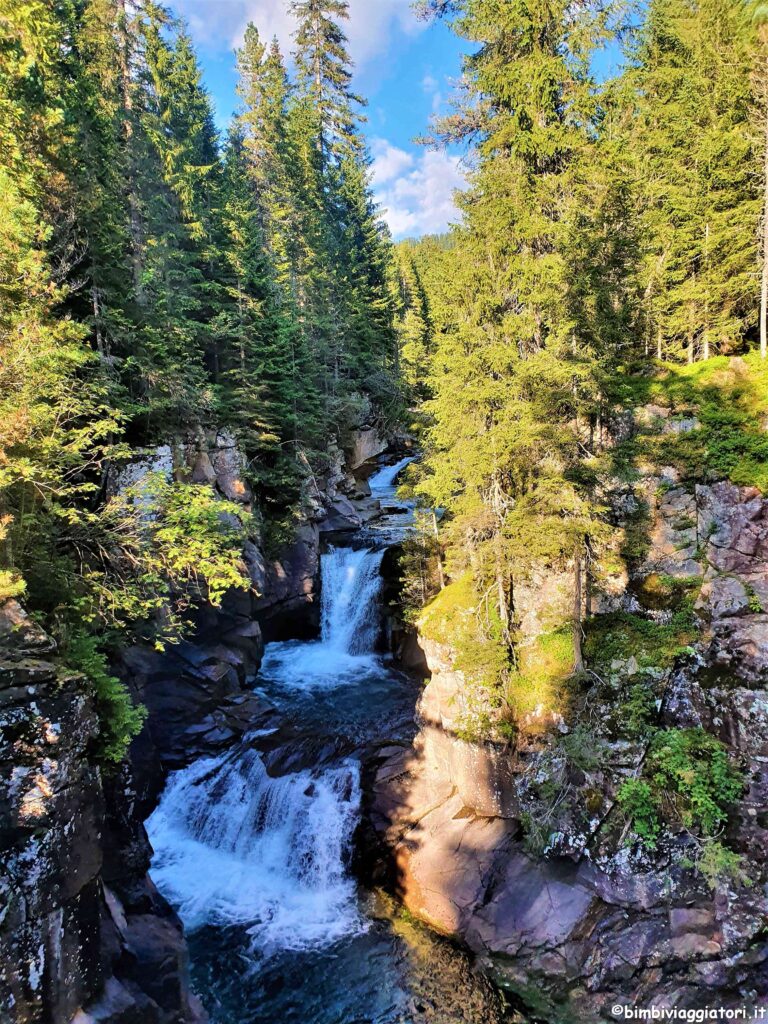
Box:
320;546;385;655
258;545;385;688
147;544;385;955
144;464;504;1023
368;455;414;499
146;749;363;953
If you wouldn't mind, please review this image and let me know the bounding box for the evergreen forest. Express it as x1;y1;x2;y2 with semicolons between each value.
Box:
2;0;768;813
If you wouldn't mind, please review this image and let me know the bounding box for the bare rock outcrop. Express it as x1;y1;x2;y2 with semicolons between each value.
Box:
0;601;205;1024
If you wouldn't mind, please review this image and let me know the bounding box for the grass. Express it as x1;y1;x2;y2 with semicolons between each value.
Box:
611;354;768;493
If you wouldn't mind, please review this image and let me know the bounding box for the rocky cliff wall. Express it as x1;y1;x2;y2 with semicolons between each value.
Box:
363;437;768;1019
0;600;207;1024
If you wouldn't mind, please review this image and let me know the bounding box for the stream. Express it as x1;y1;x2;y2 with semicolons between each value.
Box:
146;460;505;1024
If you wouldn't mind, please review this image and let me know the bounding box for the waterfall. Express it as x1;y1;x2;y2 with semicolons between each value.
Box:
146;749;363;954
258;546;384;689
320;546;384;655
147;546;387;953
368;455;414;500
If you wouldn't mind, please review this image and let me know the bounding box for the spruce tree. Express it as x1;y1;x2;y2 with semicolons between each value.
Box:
416;0;609;659
627;0;758;361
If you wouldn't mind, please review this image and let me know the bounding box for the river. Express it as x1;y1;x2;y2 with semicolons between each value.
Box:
145;459;506;1024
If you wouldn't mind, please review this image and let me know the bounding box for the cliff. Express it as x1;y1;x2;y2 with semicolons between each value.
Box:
363;409;768;1019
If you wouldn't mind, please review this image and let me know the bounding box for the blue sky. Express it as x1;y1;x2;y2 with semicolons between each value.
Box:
167;0;471;239
167;2;626;239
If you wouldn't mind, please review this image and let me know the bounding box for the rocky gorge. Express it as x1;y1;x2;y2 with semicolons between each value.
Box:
4;399;768;1024
362;405;768;1020
0;420;399;1024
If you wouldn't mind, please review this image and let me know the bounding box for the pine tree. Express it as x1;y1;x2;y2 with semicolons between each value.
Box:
290;0;397;418
627;0;758;361
127;9;217;426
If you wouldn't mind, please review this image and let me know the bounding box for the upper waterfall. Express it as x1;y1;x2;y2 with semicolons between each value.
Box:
258;546;385;690
320;546;385;655
368;456;414;501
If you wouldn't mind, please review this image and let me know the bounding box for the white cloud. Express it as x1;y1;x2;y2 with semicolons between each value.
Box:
371;138;414;187
170;0;423;68
372;140;466;239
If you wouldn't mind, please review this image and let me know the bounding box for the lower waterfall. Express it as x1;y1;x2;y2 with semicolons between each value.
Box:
146;749;362;952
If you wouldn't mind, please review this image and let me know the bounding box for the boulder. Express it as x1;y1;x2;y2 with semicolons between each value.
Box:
346;426;387;471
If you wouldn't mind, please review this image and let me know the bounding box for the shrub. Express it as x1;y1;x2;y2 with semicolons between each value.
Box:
64;630;147;764
618;728;743;848
685;840;752;891
617;778;661;846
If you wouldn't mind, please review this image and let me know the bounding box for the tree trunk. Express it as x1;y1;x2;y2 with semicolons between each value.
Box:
431;509;445;590
573;543;584;674
119;1;143;300
762;93;768;359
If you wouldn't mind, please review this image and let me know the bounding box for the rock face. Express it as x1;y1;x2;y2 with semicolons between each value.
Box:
2;423;403;1023
363;461;768;1019
0;601;205;1024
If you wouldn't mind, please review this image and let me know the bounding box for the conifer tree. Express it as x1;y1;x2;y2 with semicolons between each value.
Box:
627;0;758;361
416;0;608;655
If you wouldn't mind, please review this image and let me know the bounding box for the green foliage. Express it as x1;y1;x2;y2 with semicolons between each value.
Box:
681;840;752;891
618;728;743;847
621;681;658;739
0;0;407;763
618;779;663;846
561;725;605;773
64;630;146;764
78;475;254;645
584;606;697;676
631;357;768;491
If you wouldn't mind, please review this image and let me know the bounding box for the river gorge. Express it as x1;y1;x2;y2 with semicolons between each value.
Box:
144;460;506;1024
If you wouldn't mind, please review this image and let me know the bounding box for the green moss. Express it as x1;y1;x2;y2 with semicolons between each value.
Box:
584;605;697;676
633;572;702;612
418;574;477;646
420;576;513;740
505;626;577;728
622;356;768;492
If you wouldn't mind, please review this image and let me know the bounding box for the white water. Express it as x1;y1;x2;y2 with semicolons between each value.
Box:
368;456;414;502
147;544;388;955
259;546;385;690
146;749;363;954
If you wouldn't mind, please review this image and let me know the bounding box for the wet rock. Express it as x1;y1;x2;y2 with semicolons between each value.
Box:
0;602;205;1024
